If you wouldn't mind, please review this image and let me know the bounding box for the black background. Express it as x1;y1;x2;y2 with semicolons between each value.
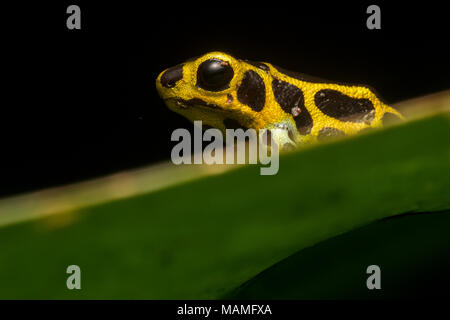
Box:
2;1;449;197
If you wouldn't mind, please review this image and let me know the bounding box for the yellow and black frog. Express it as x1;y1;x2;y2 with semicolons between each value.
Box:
156;51;402;149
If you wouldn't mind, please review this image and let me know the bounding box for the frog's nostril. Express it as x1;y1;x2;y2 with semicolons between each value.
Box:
160;64;184;88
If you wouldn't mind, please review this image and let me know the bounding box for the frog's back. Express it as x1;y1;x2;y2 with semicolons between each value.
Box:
257;61;402;143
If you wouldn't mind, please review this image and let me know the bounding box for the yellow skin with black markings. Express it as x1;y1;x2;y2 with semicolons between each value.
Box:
156;51;402;148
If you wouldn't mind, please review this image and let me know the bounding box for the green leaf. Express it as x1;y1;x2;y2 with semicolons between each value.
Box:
228;209;450;299
0;113;449;299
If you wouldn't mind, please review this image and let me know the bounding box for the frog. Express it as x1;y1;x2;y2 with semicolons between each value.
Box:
156;51;402;150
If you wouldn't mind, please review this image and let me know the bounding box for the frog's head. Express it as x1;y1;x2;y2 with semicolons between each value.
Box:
156;51;289;133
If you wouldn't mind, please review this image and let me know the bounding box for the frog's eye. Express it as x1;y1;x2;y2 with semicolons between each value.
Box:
196;59;234;92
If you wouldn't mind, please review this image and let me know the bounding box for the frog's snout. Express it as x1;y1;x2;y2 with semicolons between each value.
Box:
158;64;184;89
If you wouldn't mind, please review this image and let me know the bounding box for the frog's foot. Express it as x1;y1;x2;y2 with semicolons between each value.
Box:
263;121;299;152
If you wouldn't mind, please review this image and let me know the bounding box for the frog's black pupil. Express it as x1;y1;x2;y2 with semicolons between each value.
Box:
197;59;234;91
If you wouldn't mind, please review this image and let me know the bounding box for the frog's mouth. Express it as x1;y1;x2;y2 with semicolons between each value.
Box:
166;98;222;111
